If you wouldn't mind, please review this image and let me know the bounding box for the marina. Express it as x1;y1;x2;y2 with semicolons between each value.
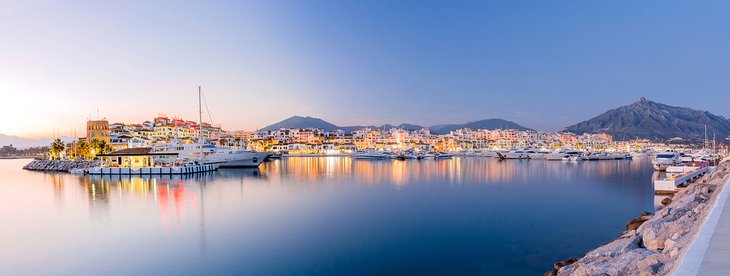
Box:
653;164;710;194
3;2;730;275
1;157;658;275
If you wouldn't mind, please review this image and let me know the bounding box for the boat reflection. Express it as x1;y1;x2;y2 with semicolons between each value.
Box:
259;157;648;187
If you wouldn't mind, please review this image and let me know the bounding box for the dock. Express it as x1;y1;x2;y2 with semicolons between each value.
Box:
654;164;710;194
82;164;218;175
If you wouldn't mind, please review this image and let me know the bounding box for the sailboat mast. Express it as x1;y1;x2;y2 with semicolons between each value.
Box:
199;86;204;164
702;124;707;150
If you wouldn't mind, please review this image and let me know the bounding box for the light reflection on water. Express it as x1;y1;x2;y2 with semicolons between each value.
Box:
0;157;654;275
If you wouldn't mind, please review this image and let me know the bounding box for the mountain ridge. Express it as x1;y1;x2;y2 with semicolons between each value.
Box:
564;97;730;140
260;115;532;134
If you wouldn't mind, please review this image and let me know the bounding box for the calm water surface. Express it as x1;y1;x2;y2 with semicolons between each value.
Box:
0;157;655;275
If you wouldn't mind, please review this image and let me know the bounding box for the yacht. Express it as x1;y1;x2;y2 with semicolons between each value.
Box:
503;149;530;159
528;150;551;160
652;152;682;171
434;152;454;159
480;150;500;158
151;86;271;168
352;151;391;160
546;150;582;161
151;142;270;168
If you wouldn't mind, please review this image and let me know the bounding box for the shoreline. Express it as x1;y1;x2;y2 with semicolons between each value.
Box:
0;156;43;160
550;160;730;275
673;169;730;274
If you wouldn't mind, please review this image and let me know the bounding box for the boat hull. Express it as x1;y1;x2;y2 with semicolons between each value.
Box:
217;152;270;168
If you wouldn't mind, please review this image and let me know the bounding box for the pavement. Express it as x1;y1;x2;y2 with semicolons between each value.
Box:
697;186;730;276
675;172;730;276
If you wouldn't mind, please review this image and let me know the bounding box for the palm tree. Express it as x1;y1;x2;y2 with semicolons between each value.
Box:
76;140;90;159
89;139;112;158
50;138;65;160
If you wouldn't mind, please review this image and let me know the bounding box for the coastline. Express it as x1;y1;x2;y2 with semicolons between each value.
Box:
0;156;43;160
23;159;100;172
550;160;730;275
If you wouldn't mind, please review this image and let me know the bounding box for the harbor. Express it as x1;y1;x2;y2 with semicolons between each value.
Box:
553;159;730;275
3;1;730;275
0;156;661;275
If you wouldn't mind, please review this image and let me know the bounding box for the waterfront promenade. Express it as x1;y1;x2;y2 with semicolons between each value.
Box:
675;159;730;276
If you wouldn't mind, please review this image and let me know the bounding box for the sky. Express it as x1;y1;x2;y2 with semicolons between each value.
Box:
1;0;729;138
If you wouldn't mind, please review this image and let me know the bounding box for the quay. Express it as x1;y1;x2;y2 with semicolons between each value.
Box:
552;160;730;275
83;164;218;175
675;159;730;275
655;164;711;194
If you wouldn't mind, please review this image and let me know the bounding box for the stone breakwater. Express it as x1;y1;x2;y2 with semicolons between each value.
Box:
23;160;100;172
547;161;730;276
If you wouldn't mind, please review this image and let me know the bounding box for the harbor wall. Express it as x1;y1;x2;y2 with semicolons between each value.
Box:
547;160;730;276
23;160;100;172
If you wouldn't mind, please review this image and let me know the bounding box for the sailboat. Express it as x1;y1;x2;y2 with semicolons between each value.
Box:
151;87;270;168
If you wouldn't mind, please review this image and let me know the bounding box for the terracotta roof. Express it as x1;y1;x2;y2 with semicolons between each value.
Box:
106;147;152;155
98;147;177;156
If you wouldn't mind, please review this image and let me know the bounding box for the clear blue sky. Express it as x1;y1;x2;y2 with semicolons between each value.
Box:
2;0;729;137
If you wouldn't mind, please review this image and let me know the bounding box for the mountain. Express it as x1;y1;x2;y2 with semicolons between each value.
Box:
340;123;425;133
260;116;340;131
429;119;533;134
0;134;75;148
261;116;425;132
260;116;531;134
564;97;730;140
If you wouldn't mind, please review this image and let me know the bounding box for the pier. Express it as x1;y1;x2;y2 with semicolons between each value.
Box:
654;165;710;194
83;164;218;175
674;167;730;275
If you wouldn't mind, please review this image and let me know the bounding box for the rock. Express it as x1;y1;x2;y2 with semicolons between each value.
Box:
661;197;673;206
669;248;679;257
552;161;730;276
627;217;649;231
664;239;677;252
552;257;578;274
637;253;668;274
22;160;99;172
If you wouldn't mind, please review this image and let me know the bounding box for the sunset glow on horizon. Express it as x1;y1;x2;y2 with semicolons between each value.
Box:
3;0;730;138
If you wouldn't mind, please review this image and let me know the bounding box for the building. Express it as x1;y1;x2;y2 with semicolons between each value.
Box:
87;119;111;143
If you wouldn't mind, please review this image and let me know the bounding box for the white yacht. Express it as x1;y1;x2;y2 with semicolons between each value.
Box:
352;151;391;160
546;150;582;161
151;142;270;168
503;149;530;159
652;152;682;171
528;150;551;160
434;152;454;159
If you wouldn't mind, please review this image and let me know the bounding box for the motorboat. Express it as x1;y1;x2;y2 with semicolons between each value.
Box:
151;142;270;168
546;150;580;161
501;149;529;159
434;152;454;159
528;151;551;160
352;150;391;160
652;152;682;171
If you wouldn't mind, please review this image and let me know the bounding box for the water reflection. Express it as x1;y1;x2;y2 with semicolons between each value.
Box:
0;158;656;276
258;157;648;187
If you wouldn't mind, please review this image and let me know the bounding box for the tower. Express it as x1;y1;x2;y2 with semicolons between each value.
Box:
86;119;111;143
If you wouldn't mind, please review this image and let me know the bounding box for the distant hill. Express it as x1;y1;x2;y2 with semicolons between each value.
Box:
564;97;730;140
339;123;425;133
429;119;533;134
0;134;75;148
260;116;530;134
260;116;340;131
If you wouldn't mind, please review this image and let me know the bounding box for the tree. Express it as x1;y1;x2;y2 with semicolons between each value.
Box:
50;139;65;160
89;139;112;158
76;140;91;159
0;144;17;156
